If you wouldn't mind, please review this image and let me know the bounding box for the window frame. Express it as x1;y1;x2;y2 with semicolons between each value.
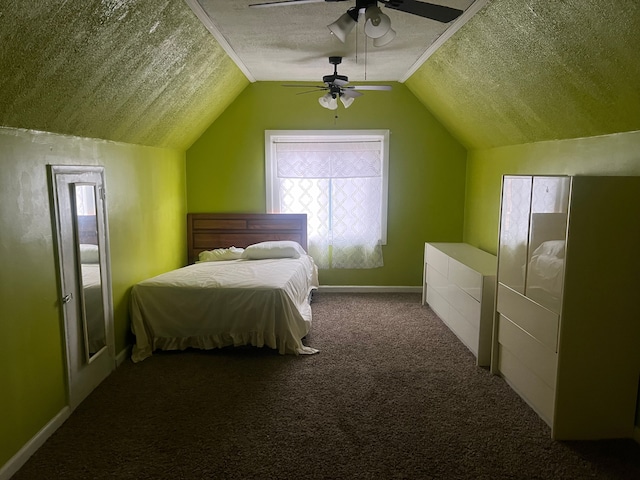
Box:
264;129;390;244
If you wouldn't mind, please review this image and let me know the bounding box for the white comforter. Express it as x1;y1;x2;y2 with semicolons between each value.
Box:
130;255;319;362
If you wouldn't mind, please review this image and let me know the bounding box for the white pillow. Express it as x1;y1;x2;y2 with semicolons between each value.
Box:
198;246;244;262
241;241;306;260
532;240;565;259
79;244;99;264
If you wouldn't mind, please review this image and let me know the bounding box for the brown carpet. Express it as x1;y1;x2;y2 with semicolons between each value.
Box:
12;293;640;479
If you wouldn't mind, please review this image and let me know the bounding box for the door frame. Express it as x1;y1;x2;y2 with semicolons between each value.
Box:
48;165;115;409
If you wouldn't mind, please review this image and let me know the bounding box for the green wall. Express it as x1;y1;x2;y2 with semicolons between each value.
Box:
0;127;186;468
186;82;467;286
463;130;640;254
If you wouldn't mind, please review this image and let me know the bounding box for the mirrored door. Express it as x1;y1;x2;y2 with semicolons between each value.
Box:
49;165;115;409
525;176;570;312
497;175;533;293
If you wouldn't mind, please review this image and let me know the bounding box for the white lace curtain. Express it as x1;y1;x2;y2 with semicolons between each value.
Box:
74;184;96;216
275;141;384;269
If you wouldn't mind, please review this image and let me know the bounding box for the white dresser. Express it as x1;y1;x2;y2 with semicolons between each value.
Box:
493;175;640;440
422;243;497;367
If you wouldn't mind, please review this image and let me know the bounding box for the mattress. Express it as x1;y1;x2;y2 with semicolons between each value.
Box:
130;255;319;362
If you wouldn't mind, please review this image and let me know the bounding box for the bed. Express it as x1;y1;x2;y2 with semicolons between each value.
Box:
79;244;106;355
525;213;567;312
130;213;319;362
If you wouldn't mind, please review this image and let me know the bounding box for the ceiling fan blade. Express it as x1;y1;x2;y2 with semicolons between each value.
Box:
295;89;331;95
282;85;330;95
333;78;349;87
380;0;463;23
282;85;327;88
342;89;364;98
249;0;345;8
350;85;393;91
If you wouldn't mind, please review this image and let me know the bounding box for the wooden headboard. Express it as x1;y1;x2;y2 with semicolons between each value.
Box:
187;213;308;264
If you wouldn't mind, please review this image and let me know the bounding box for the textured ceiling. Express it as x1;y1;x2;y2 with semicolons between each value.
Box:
406;0;640;149
190;0;479;82
0;0;637;152
0;0;248;150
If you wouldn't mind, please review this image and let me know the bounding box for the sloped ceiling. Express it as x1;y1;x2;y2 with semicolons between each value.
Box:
0;0;638;152
406;0;640;150
0;0;247;151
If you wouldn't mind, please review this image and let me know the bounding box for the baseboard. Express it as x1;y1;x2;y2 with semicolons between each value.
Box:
116;345;131;366
0;406;71;480
317;285;422;293
0;348;131;479
634;426;640;445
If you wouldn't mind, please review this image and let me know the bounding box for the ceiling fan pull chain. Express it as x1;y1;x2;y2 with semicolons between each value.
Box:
364;31;368;81
355;20;359;65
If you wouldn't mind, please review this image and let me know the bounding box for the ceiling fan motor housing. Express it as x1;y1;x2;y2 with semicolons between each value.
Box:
323;74;349;84
328;84;343;98
324;56;348;95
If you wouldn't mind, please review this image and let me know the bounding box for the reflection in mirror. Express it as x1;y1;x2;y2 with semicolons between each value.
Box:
74;184;107;361
525;176;570;313
498;176;532;294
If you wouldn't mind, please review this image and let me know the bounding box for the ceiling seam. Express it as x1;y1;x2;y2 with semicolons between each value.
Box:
183;0;257;82
399;0;489;83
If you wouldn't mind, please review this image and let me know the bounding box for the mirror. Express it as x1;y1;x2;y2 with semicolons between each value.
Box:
49;164;115;408
525;176;570;313
498;175;533;294
73;184;107;361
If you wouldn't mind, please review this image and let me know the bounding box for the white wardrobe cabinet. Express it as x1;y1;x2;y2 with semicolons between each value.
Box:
492;175;640;440
422;243;497;366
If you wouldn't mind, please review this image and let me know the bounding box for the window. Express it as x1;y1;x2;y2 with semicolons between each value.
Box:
265;130;389;269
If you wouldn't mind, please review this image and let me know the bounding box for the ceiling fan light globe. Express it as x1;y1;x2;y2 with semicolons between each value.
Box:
340;95;355;108
327;12;357;43
364;12;391;39
373;26;396;47
319;93;338;110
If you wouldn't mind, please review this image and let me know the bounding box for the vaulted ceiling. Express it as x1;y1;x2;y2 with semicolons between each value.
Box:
406;0;640;149
0;0;638;151
0;0;247;151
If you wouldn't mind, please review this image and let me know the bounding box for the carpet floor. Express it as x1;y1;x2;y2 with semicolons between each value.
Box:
11;293;640;479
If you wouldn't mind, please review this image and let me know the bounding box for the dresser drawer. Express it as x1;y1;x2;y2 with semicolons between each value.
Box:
426;265;448;298
497;345;555;426
426;285;449;323
426;243;449;277
497;314;557;389
448;303;480;356
448;284;481;330
497;283;559;352
449;258;483;302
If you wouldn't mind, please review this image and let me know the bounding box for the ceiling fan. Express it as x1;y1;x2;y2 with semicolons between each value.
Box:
284;56;392;110
249;0;464;46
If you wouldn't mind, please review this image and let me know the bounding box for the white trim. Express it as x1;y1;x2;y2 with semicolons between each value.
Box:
116;345;132;367
399;0;490;83
0;407;71;480
265;129;390;244
48;165;116;410
183;0;256;82
0;348;131;479
317;285;422;293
